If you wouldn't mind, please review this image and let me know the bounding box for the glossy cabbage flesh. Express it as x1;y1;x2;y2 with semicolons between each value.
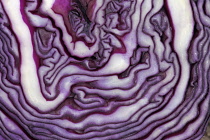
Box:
0;0;209;139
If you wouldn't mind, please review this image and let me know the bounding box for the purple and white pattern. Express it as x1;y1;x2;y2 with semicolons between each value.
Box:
0;0;209;139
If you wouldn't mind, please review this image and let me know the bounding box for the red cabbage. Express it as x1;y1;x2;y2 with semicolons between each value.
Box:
0;0;209;139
